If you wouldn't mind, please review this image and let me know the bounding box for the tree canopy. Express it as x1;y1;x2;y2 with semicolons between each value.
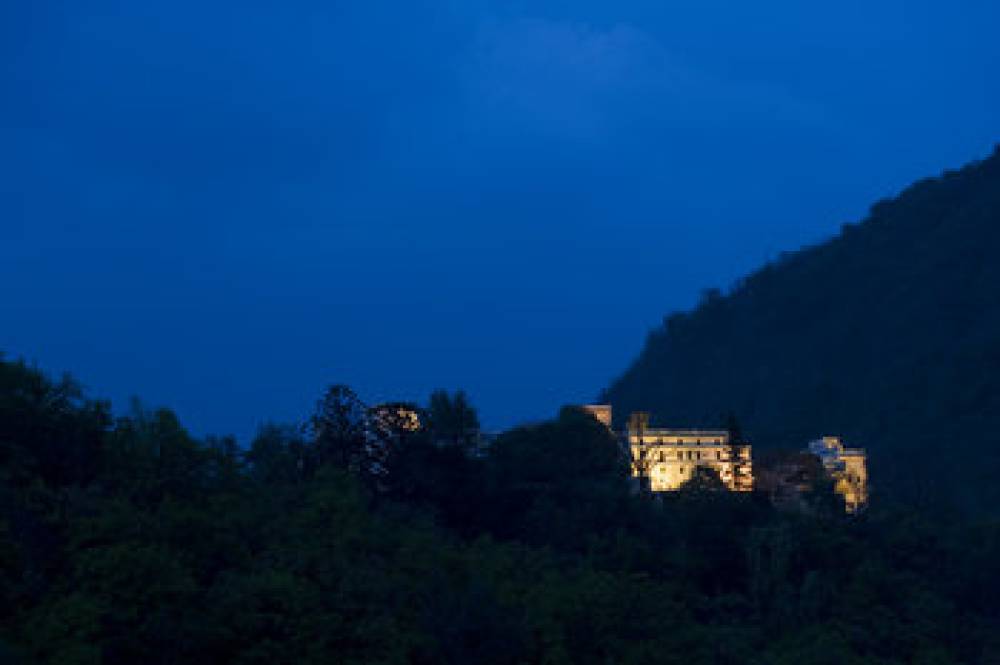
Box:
3;357;1000;663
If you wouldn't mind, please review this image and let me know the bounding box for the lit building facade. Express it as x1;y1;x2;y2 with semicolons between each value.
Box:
365;403;422;476
580;404;613;429
626;412;752;492
367;403;421;435
807;436;868;513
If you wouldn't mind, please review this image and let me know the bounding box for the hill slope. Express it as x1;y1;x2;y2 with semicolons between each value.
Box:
603;146;1000;509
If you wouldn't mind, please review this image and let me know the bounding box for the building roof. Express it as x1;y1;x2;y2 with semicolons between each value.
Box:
633;428;729;437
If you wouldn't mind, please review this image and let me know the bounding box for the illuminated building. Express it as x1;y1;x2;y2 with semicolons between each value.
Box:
580;404;613;429
368;403;421;433
807;436;868;513
364;403;422;478
581;406;870;509
626;411;752;492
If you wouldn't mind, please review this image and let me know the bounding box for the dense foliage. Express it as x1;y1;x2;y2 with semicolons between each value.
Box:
604;146;1000;511
3;358;1000;663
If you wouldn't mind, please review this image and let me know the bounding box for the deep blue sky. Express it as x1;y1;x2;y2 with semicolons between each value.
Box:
3;1;998;441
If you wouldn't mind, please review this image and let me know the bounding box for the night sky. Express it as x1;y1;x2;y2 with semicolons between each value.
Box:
3;1;998;441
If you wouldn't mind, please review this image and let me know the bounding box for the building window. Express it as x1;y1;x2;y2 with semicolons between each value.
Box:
677;451;683;460
716;451;721;460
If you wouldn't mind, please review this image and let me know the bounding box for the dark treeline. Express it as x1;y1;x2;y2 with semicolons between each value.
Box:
3;358;1000;663
604;146;1000;512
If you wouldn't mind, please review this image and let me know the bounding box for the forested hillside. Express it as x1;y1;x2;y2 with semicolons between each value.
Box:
604;146;1000;510
4;358;1000;663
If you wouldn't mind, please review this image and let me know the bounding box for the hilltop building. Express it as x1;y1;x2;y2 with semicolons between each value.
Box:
364;403;422;478
580;404;613;429
627;411;752;492
807;436;868;513
580;405;752;492
367;403;421;434
578;406;868;510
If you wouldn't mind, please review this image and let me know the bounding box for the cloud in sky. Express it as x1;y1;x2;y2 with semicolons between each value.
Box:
465;17;832;139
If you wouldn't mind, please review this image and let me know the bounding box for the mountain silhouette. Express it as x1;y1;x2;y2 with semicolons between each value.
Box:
604;145;1000;510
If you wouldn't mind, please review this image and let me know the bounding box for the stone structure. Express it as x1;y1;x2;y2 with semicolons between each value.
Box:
580;404;613;429
368;403;421;434
626;411;752;492
578;406;869;511
807;436;868;513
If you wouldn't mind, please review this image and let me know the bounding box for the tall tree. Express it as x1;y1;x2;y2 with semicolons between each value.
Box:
427;390;480;452
308;385;367;475
246;423;307;485
724;411;748;491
